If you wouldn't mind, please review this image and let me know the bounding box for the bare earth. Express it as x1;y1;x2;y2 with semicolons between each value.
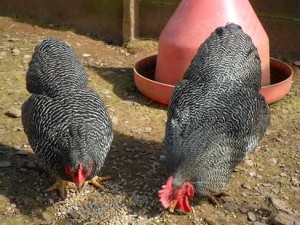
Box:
0;16;299;225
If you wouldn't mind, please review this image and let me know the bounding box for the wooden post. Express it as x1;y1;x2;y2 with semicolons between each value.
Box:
123;0;139;43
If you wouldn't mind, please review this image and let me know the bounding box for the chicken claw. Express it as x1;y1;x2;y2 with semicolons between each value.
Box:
44;178;76;199
84;176;112;190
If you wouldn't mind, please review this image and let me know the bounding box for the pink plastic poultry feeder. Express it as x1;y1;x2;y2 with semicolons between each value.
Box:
134;0;293;105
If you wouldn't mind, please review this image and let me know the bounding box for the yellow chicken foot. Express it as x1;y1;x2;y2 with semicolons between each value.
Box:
83;176;112;191
44;178;76;199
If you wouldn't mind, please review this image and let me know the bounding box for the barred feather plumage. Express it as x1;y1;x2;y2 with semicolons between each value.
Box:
164;23;270;197
22;38;113;182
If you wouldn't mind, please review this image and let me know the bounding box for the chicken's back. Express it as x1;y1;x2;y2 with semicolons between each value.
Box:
26;38;88;96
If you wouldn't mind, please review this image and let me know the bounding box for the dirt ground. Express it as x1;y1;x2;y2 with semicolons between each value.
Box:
0;16;299;225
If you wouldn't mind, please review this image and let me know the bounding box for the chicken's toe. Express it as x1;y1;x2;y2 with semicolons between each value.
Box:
44;178;76;199
84;176;112;190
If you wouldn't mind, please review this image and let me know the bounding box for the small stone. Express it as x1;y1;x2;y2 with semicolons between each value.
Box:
249;170;256;177
272;212;296;225
241;183;252;190
26;162;36;168
16;150;29;156
270;197;288;211
111;116;119;125
159;155;166;161
272;188;280;194
270;158;277;165
256;174;263;179
102;70;116;76
68;210;80;219
12;48;21;56
223;201;239;212
82;53;91;57
6;108;21;118
42;211;53;221
144;127;152;133
247;211;257;221
8;38;19;42
203;218;216;225
243;159;254;167
254;222;266;225
280;172;287;177
291;177;300;186
0;161;12;167
23;54;31;59
40;220;52;225
294;61;300;67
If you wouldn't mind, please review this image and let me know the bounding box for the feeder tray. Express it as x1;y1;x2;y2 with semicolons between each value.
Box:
134;55;293;105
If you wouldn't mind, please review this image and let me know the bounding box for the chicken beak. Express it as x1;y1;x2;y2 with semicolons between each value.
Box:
168;200;178;213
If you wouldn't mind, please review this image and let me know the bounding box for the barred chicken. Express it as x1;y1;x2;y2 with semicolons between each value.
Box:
22;38;113;199
159;23;270;212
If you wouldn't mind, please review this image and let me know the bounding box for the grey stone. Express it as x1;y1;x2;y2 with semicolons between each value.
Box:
272;212;296;225
0;161;12;167
102;70;116;76
271;197;289;212
68;210;80;219
223;201;239;212
16;150;29;156
26;162;36;168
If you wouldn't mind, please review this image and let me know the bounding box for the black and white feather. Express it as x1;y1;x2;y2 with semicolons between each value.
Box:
22;38;113;181
164;23;270;197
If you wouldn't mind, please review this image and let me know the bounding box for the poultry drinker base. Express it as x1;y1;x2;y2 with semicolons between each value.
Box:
134;55;293;105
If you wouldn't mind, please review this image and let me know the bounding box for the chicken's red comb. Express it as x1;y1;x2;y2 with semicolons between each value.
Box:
158;176;174;208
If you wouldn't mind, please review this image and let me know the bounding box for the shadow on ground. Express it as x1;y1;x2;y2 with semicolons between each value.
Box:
88;65;168;111
0;143;49;219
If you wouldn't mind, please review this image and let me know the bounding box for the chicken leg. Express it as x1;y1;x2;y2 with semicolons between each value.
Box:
44;178;76;199
83;176;111;190
207;192;231;206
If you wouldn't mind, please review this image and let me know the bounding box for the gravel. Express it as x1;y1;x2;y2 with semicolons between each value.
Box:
49;182;161;224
